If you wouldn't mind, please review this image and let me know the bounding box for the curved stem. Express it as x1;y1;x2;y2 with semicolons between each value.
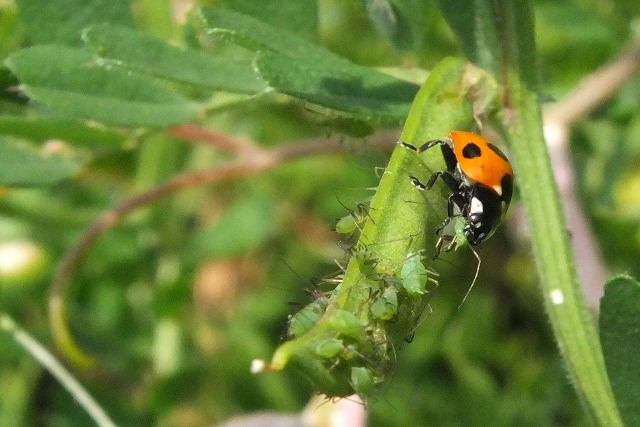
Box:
49;128;398;367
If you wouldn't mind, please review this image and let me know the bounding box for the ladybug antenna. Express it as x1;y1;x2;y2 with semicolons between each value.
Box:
458;245;481;310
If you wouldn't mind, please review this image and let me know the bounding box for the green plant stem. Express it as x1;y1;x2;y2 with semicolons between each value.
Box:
0;314;116;427
265;58;494;398
494;1;621;424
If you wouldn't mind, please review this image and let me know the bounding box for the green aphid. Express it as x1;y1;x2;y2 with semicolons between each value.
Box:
315;338;344;358
287;299;325;338
351;366;376;398
371;286;398;320
399;253;428;295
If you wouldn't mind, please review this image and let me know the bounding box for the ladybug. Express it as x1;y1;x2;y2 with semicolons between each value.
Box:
400;131;514;255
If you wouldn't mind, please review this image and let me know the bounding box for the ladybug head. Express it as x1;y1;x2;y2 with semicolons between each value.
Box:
463;185;509;246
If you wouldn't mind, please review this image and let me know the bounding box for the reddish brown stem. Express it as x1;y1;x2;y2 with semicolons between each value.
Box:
167;124;259;154
49;129;398;366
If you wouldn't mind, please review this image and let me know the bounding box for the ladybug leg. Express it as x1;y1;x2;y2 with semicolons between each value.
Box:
434;232;450;258
425;172;445;190
410;171;459;192
447;193;466;218
435;228;457;257
435;194;463;235
409;175;428;190
397;139;446;153
438;172;461;193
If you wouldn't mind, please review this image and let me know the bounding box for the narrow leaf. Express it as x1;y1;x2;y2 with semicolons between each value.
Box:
0;137;79;187
600;275;640;426
219;0;317;39
193;7;418;123
15;0;134;45
256;51;418;124
192;7;314;57
436;0;501;75
83;24;265;94
5;45;200;127
0;116;125;146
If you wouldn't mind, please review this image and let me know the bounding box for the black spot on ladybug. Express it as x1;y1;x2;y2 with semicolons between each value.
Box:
501;174;514;203
462;142;482;159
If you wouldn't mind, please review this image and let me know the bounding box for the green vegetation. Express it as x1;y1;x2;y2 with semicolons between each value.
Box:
1;0;640;425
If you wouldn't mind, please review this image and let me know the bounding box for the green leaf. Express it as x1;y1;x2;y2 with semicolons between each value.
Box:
193;7;418;123
5;45;200;127
219;0;318;39
192;7;314;57
14;0;134;45
194;7;418;120
600;275;640;426
436;0;501;75
0;116;125;146
256;51;418;124
0;137;79;187
83;24;266;94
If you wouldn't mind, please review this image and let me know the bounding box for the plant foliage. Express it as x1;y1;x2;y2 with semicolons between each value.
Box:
1;0;640;425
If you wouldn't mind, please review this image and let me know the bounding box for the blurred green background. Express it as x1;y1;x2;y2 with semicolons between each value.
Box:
1;0;640;425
